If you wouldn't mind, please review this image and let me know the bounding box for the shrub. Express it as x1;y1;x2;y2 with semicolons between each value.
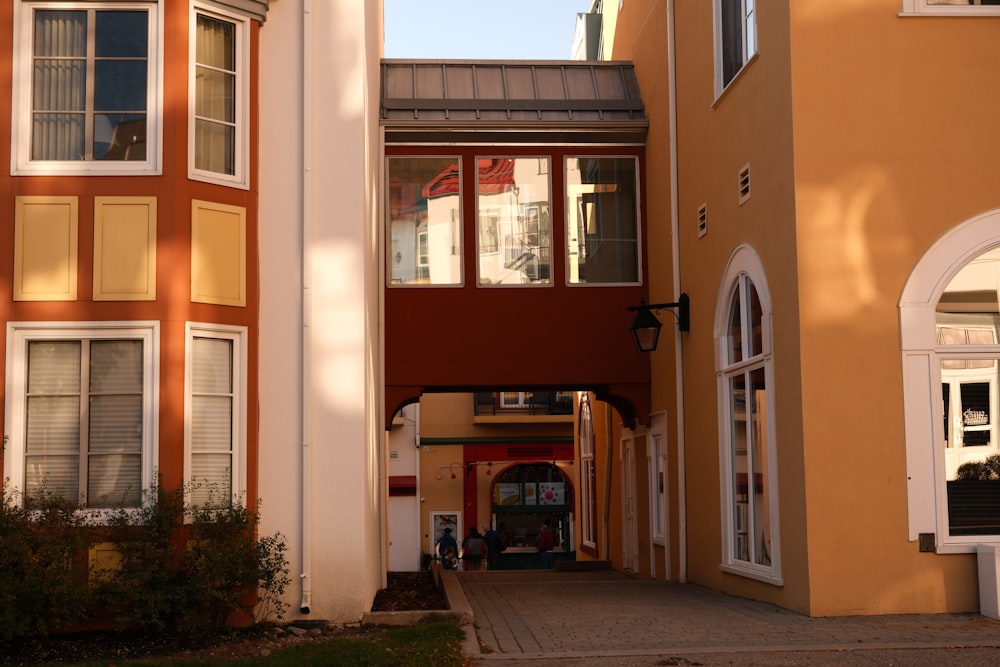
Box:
96;479;291;633
0;481;98;642
1;476;289;641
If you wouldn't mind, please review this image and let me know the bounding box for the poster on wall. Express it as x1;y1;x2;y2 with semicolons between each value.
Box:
539;482;565;505
523;483;537;506
495;483;521;506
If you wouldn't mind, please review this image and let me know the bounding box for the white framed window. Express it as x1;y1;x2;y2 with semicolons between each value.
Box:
386;156;464;286
714;0;757;95
579;392;598;549
900;211;1000;552
716;244;781;584
565;156;641;286
11;1;163;175
184;323;247;508
4;322;159;510
648;414;667;545
189;3;249;188
901;0;1000;16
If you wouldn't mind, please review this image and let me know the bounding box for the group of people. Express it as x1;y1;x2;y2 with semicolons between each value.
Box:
436;522;557;570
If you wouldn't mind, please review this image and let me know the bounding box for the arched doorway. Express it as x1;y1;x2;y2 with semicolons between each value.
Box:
491;463;575;568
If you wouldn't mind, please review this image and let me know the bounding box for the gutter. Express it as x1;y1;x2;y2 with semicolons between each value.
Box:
299;0;314;614
666;0;687;584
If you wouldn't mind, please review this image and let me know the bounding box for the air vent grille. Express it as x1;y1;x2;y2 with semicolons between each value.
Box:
697;203;708;238
738;163;751;205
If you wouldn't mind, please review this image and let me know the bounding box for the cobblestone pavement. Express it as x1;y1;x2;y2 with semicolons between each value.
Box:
457;570;1000;665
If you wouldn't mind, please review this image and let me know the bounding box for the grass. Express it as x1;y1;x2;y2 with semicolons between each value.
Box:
32;617;471;667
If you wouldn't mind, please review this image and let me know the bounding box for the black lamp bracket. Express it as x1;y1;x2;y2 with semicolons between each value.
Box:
627;293;690;332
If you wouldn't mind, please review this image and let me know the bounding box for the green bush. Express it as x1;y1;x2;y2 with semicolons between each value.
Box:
1;477;289;642
0;482;98;642
97;479;291;634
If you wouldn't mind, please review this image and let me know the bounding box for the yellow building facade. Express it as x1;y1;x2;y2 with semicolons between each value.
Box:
602;0;1000;615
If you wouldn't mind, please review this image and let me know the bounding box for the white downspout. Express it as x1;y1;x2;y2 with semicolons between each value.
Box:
299;0;314;614
666;0;687;584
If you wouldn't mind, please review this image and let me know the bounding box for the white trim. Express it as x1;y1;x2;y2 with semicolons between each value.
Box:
183;322;248;507
901;0;1000;16
714;244;783;586
3;321;160;511
188;1;250;189
11;1;164;176
712;0;759;99
900;208;1000;552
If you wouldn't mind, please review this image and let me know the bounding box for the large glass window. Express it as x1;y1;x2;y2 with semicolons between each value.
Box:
190;5;248;187
936;248;1000;536
185;324;246;508
13;2;160;174
387;157;463;286
477;157;551;285
715;0;757;94
718;246;779;583
4;323;158;510
565;156;640;285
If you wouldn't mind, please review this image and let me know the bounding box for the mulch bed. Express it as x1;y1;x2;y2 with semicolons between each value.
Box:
371;569;449;611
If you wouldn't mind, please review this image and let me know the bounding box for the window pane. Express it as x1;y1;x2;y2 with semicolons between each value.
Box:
88;453;141;507
192;396;233;452
387;157;463;285
34;10;86;57
197;14;236;71
28;341;81;393
748;280;763;357
95;11;147;57
95;114;146;161
749;367;771;566
566;157;639;284
477;157;551;285
193;337;233;393
94;60;147;111
720;0;744;85
191;454;233;506
730;373;749;562
728;286;743;363
196;68;235;122
195;119;235;174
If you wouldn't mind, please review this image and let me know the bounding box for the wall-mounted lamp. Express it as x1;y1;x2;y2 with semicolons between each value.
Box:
436;462;464;480
466;461;494;476
627;293;690;352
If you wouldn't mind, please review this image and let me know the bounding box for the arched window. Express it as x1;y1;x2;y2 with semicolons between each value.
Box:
716;244;781;584
901;209;1000;552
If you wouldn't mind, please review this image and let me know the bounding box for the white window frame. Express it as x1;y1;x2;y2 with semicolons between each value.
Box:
901;0;1000;16
900;208;1000;553
188;2;250;189
713;0;758;98
183;322;247;507
579;392;598;550
3;321;160;513
11;0;164;176
716;244;782;585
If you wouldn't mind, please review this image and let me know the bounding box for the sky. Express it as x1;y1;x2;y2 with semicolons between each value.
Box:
384;0;593;60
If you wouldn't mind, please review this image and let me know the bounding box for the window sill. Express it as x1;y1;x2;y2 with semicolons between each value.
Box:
720;562;783;587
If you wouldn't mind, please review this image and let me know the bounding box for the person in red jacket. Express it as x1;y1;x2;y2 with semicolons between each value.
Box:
537;522;555;569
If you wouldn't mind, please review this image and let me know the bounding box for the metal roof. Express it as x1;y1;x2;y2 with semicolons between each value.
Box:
381;60;648;144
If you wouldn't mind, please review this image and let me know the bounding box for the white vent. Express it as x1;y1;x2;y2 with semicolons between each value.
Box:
389;450;400;461
738;163;751;205
697;203;708;238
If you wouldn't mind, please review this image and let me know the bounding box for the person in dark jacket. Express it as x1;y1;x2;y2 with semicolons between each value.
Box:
462;527;487;571
484;524;506;570
538;522;556;569
437;527;458;568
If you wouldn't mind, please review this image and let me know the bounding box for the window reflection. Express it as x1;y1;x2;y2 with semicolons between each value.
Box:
387;157;462;285
565;157;639;284
477;157;551;285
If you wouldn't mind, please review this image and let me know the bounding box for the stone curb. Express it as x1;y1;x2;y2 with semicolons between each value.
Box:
360;564;474;627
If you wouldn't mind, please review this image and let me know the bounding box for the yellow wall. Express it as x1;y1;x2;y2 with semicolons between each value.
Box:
618;0;1000;615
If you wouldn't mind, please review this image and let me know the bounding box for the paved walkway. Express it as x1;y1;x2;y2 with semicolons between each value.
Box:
457;570;1000;666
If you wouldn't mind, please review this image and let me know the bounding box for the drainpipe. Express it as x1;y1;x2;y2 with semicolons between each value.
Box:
299;0;314;614
601;400;614;561
666;0;687;584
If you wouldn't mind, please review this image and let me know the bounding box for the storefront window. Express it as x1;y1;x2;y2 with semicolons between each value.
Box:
492;463;573;550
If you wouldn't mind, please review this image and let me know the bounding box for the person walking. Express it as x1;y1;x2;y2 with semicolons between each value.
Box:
462;527;487;571
437;527;458;569
484;524;506;570
537;522;555;569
